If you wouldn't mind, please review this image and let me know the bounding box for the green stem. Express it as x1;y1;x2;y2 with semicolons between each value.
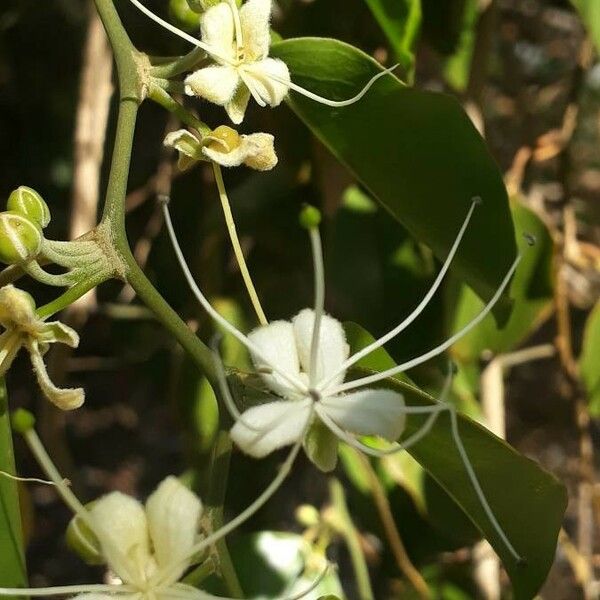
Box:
0;381;27;595
328;478;374;600
150;47;207;79
148;84;210;133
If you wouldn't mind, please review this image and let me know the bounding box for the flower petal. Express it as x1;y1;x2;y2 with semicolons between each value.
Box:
39;321;79;347
248;320;303;397
240;0;272;61
230;399;312;458
292;309;349;389
243;58;290;107
185;65;240;105
200;1;236;63
0;331;23;377
241;133;277;170
28;341;84;410
146;476;203;576
89;491;152;585
225;84;251;124
163;130;205;171
318;389;406;441
0;285;36;328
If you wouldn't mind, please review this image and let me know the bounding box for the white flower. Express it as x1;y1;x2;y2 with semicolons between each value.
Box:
185;0;290;124
164;125;278;171
230;308;407;459
129;0;396;124
0;285;83;410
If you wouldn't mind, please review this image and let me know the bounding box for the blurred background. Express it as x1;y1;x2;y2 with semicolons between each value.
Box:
1;0;600;598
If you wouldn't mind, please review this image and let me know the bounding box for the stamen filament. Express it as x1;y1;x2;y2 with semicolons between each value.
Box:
0;471;59;486
308;226;325;387
268;65;398;108
151;421;310;587
162;201;307;394
126;0;235;66
329;253;522;395
0;584;135;597
318;198;479;391
226;0;243;53
213;163;268;326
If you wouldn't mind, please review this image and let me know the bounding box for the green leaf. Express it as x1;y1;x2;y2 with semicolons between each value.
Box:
344;324;566;599
448;202;553;361
572;0;600;54
271;38;517;314
580;301;600;415
443;0;478;92
363;0;421;80
0;381;27;594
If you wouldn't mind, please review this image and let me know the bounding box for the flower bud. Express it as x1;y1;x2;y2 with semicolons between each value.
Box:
169;0;200;31
299;205;322;230
205;125;242;153
0;211;43;265
296;504;320;527
7;186;51;229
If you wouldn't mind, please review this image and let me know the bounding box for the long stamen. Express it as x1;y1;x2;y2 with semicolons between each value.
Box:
151;418;311;587
329;253;523;395
268;65;397;108
239;70;268;107
448;406;522;563
318;198;479;391
0;470;59;486
226;0;243;53
212;165;268;326
162;200;307;393
0;584;135;597
126;0;235;66
308;223;325;387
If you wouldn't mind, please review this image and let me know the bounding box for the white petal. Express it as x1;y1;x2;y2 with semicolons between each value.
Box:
318;389;406;441
202;133;276;171
292;309;349;389
89;492;151;584
243;58;290;107
248;320;302;397
202;143;248;167
240;0;272;61
185;65;240;105
225;84;251;124
230;399;312;458
145;476;202;576
200;2;236;63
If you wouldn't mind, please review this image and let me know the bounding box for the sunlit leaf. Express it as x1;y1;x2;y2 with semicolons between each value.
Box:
571;0;600;54
344;323;566;599
271;38;517;314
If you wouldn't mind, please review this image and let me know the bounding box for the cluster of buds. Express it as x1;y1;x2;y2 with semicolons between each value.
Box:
0;187;50;266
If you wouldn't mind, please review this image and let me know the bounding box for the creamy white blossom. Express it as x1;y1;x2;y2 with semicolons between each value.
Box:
164;125;277;171
0;285;83;410
129;0;396;124
161;197;526;564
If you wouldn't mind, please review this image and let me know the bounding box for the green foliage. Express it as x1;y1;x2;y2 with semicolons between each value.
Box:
580;300;600;415
362;0;421;80
271;38;517;313
0;382;27;594
443;0;478;92
571;0;600;54
344;323;567;599
448;202;553;362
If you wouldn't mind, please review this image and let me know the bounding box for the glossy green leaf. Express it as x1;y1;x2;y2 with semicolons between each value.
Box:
580;301;600;416
448;202;553;362
363;0;421;79
0;381;27;594
572;0;600;54
344;323;566;599
271;38;517;312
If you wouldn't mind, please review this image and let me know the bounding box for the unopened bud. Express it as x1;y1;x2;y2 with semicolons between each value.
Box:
296;504;320;527
169;0;200;31
7;187;51;229
205;126;241;153
0;211;43;265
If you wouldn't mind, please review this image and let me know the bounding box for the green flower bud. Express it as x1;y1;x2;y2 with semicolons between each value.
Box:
0;211;43;265
169;0;201;31
66;510;104;565
7;186;51;229
11;409;36;434
296;504;320;527
299;205;322;230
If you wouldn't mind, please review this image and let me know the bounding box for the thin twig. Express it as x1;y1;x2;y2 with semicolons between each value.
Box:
352;449;431;599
